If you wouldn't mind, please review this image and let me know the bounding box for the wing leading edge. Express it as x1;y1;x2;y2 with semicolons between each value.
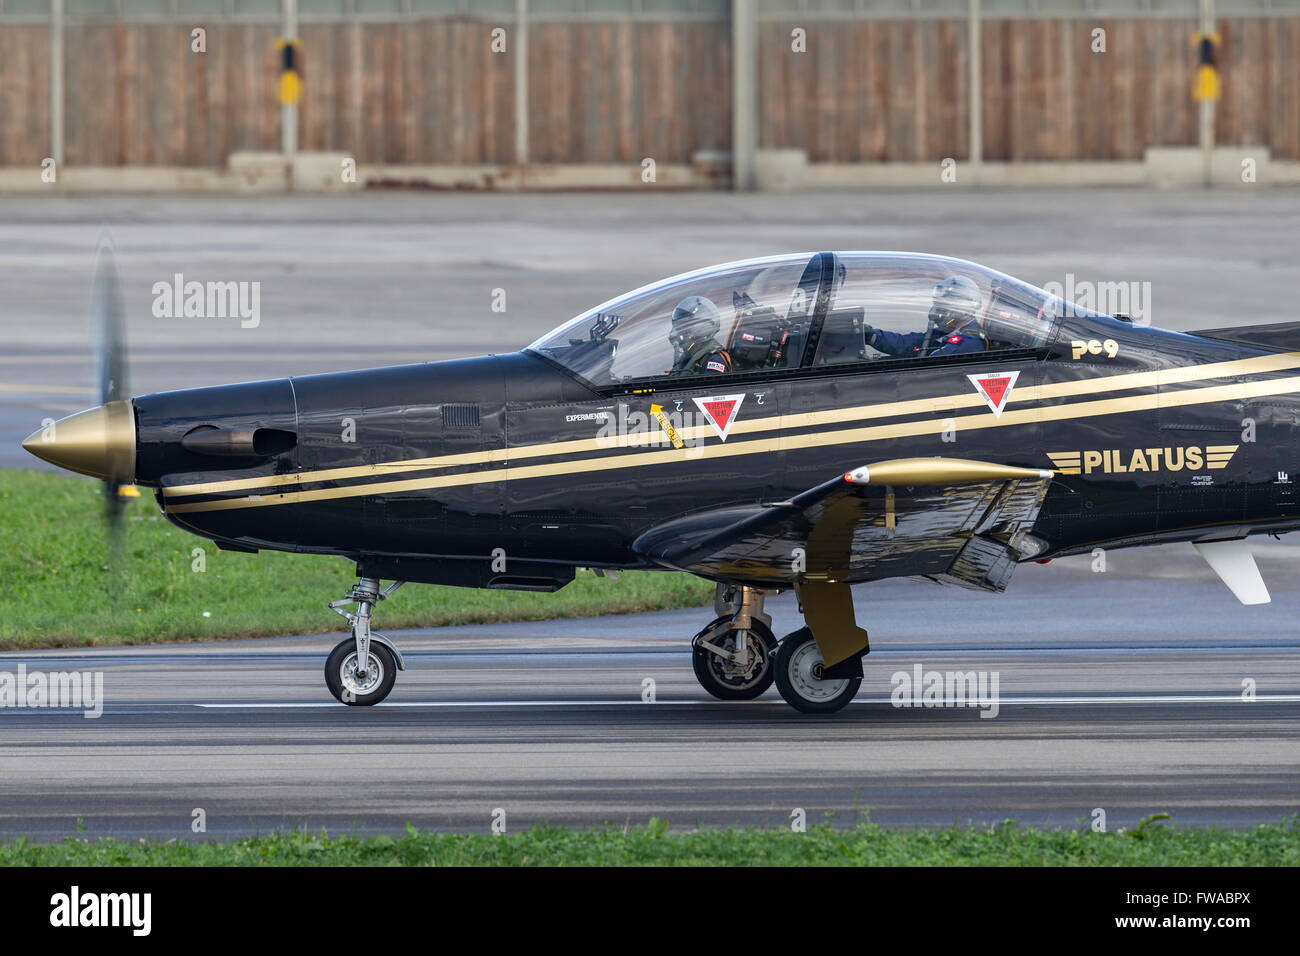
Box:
632;457;1054;591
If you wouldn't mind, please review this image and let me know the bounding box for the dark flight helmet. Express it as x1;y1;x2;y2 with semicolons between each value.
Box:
930;275;982;329
669;295;721;349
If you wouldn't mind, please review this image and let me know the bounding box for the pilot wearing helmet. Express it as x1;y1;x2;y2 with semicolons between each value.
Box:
668;295;734;376
864;275;986;358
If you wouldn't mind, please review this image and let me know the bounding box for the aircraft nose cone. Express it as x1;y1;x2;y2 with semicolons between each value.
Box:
21;400;136;482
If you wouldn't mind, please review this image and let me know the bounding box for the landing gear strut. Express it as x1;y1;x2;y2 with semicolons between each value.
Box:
324;577;407;705
772;582;868;714
690;585;777;700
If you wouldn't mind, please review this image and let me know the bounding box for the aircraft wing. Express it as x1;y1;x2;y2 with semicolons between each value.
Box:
632;457;1054;591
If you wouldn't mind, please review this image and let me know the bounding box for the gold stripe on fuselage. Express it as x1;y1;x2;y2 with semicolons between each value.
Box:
162;349;1300;501
164;369;1300;514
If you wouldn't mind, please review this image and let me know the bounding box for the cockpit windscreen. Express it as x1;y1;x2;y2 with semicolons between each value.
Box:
528;252;1071;385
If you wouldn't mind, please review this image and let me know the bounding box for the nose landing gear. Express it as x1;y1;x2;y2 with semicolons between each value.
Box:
325;578;406;705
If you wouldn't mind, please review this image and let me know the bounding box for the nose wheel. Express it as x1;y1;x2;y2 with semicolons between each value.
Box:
773;627;861;714
325;637;397;706
325;577;406;706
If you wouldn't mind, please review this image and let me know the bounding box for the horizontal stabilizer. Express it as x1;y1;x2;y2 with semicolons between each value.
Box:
1193;539;1270;605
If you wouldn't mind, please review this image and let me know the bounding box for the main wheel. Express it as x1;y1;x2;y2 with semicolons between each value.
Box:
691;616;776;700
773;629;861;714
325;637;397;706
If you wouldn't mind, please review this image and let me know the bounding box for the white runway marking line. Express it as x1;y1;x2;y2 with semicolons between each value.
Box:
195;694;1300;709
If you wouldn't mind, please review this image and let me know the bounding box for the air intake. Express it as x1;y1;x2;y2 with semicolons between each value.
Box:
181;426;296;458
442;404;480;428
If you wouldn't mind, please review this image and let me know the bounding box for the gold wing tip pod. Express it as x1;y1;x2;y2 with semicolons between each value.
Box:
844;457;1052;486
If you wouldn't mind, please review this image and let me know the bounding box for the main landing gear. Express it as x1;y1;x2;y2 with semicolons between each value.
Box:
691;585;778;700
690;582;869;714
324;577;407;706
772;627;862;714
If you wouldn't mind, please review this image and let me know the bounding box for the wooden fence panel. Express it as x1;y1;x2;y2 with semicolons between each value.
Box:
300;19;514;164
759;20;968;162
0;25;50;167
63;22;279;165
759;16;1299;162
1219;17;1300;160
528;20;729;164
7;15;1296;167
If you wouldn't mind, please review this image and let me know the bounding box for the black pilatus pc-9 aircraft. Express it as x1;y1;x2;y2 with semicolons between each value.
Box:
26;248;1299;713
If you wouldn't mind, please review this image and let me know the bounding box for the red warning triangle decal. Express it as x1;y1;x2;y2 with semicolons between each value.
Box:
692;393;746;442
979;376;1011;405
966;370;1020;419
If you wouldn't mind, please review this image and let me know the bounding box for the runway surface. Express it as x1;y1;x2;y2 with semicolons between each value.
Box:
1;541;1297;840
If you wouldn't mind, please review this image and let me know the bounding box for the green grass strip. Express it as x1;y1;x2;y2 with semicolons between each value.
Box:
4;818;1297;866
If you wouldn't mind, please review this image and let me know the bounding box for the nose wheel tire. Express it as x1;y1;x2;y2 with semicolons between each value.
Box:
774;629;861;714
325;637;397;706
691;616;776;700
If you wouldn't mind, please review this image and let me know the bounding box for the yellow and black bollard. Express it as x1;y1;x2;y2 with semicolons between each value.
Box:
1194;31;1220;102
276;35;302;174
277;37;302;107
1193;19;1220;186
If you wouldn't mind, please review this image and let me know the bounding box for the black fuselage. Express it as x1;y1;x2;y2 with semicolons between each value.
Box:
135;311;1300;590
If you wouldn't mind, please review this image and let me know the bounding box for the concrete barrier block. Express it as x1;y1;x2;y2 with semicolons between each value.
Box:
1145;146;1271;187
360;165;511;190
1269;160;1300;186
1;166;229;194
291;152;361;193
228;152;289;192
754;149;807;192
691;150;733;189
803;160;1146;189
522;162;697;190
0;165;51;193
